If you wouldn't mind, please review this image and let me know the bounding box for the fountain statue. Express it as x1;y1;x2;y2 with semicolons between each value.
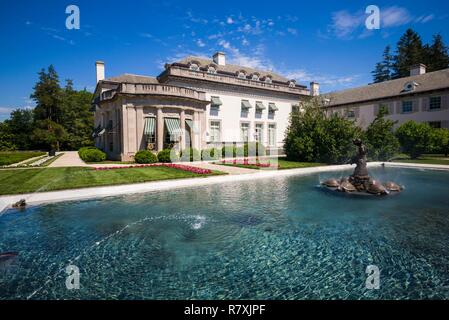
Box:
321;139;403;196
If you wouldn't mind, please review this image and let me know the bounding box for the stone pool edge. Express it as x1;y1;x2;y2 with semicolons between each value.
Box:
1;162;448;213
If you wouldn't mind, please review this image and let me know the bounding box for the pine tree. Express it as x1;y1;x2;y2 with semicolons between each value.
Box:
372;45;393;83
426;34;449;72
392;29;424;79
31;65;63;123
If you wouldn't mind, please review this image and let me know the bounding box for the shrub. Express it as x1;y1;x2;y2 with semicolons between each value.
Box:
157;149;179;163
134;150;157;164
78;147;106;162
364;110;400;161
222;145;236;158
244;142;266;157
284;99;361;164
180;148;201;162
396;121;433;159
430;128;449;156
201;148;221;161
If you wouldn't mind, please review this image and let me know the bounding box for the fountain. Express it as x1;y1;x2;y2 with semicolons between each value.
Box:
321;139;403;196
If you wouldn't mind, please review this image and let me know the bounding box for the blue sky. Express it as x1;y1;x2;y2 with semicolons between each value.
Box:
1;0;448;121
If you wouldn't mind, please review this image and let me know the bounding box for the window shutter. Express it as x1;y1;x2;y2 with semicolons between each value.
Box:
354;107;360;118
442;95;449;110
396;101;401;114
373;104;379;116
388;102;395;115
412;100;418;113
421;97;429;112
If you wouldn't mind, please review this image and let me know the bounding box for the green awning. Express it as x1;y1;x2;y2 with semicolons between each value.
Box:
144;117;155;136
268;103;278;112
185;119;193;129
164;118;182;136
255;101;266;111
241;100;252;110
211;96;223;107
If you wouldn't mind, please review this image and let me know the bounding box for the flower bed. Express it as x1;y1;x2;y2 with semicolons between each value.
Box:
93;163;212;175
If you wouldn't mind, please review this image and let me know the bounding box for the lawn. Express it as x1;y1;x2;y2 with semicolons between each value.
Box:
217;159;327;170
0;151;46;166
393;154;449;166
0;166;222;196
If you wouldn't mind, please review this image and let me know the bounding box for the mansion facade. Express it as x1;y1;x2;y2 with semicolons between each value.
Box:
92;52;315;160
324;64;449;129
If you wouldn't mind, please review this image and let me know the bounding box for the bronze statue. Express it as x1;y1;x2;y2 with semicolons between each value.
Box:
321;139;403;197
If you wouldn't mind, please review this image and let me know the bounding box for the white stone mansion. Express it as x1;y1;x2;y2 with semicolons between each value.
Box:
92;52;315;161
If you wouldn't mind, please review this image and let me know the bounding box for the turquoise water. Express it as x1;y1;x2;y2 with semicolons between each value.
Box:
0;167;448;300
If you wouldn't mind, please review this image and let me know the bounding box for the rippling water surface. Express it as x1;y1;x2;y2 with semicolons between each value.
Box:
0;167;448;299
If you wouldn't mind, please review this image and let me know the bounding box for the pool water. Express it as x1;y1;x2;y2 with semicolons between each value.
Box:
0;167;448;300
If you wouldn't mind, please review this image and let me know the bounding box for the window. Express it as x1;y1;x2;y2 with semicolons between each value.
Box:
237;71;246;79
289;81;296;88
255;123;264;143
264;76;272;84
429;121;442;129
402;101;413;113
209;121;221;142
251;74;259;81
347;110;356;119
403;81;418;92
429;97;442;110
109;141;113;152
207;66;217;74
189;63;199;71
268;124;276;146
240;123;250;142
291;104;300;113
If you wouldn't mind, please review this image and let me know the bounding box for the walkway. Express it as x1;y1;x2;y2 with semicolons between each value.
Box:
188;162;257;175
48;151;89;167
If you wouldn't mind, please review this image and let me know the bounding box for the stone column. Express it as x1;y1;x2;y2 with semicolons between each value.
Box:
180;108;186;150
157;106;164;152
192;111;199;150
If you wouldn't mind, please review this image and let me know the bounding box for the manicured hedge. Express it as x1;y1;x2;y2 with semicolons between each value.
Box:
134;150;158;164
157;149;179;163
78;147;106;163
180;148;201;162
201;148;221;161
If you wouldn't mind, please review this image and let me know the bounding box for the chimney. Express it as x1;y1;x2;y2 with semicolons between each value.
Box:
410;64;426;76
212;52;226;66
96;61;105;83
310;82;320;96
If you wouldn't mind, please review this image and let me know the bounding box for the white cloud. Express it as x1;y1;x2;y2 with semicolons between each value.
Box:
382;6;413;27
287;28;298;35
227;17;234;24
196;39;206;47
328;6;435;40
285;69;360;90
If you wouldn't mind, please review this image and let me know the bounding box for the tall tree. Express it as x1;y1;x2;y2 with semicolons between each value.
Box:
392;29;424;79
4;109;35;150
425;34;449;72
60;80;94;150
372;45;394;83
31;65;63;123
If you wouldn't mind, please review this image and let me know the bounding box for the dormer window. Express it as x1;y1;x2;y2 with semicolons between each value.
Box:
403;81;418;92
189;63;200;71
207;66;217;74
288;80;296;88
251;74;259;81
264;76;272;84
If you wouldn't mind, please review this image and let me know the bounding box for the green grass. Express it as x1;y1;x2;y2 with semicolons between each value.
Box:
0;166;223;196
0;151;46;166
217;159;327;170
394;154;449;165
